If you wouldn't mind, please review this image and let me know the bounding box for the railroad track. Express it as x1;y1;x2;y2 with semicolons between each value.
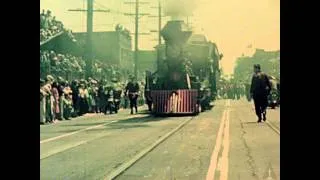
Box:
265;120;280;135
41;112;196;171
40;113;149;144
104;116;196;180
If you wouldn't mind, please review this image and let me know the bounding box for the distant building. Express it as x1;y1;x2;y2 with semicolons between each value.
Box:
253;49;280;60
73;28;133;71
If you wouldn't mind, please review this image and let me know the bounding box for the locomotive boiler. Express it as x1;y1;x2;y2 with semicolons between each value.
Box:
145;20;222;115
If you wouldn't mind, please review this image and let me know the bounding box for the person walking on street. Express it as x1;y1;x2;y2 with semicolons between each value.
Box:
125;75;140;114
250;64;272;123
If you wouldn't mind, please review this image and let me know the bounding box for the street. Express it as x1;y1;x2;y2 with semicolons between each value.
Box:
40;99;280;180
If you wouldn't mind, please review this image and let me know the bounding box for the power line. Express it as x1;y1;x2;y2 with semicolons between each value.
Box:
94;1;128;15
123;0;151;78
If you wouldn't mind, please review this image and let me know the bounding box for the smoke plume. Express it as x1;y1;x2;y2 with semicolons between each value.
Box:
163;0;197;20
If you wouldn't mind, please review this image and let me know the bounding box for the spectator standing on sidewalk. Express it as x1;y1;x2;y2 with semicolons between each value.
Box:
63;83;73;120
57;77;65;120
40;79;47;124
44;75;54;123
51;81;60;122
78;81;89;115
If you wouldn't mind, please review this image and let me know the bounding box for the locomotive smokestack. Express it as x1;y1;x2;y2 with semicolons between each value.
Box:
161;20;192;59
159;20;193;90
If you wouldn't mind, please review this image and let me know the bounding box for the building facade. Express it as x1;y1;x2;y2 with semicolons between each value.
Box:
74;29;133;71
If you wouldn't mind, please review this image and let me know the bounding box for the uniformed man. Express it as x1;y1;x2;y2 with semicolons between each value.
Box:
144;71;153;111
250;64;272;122
125;75;140;114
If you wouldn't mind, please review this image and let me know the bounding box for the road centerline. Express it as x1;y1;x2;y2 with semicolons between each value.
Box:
206;100;229;180
219;109;230;180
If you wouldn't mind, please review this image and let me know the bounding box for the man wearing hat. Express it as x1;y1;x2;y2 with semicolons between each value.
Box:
98;80;107;113
71;80;80;117
87;78;98;113
250;64;272;122
63;81;73;120
44;75;54;123
78;82;89;115
40;79;47;124
125;75;140;114
111;77;122;113
57;77;65;120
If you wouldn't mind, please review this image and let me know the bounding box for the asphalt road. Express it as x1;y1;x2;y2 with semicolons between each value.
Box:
40;99;280;180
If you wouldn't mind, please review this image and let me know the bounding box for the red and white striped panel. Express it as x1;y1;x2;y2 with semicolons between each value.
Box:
151;89;198;114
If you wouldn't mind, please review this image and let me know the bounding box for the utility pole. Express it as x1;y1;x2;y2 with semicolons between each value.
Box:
87;0;93;78
157;0;162;70
149;0;163;45
135;0;139;79
149;0;165;70
124;1;150;79
158;0;162;45
68;1;110;78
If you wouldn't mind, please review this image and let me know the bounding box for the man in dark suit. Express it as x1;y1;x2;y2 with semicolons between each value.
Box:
125;75;140;114
250;64;272;122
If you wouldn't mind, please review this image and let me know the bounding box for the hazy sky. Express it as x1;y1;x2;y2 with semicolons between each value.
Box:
40;0;280;75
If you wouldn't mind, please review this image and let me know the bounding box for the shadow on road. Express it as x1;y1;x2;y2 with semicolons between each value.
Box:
53;129;83;134
81;123;150;131
61;122;107;127
114;115;165;124
50;115;171;133
242;122;259;124
106;123;150;129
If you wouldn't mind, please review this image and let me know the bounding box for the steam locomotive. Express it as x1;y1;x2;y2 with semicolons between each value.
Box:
145;20;222;115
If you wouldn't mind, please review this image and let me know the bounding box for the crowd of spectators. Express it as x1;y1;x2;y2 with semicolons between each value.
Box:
40;50;86;76
40;75;145;124
40;11;146;124
40;50;128;82
40;10;65;42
